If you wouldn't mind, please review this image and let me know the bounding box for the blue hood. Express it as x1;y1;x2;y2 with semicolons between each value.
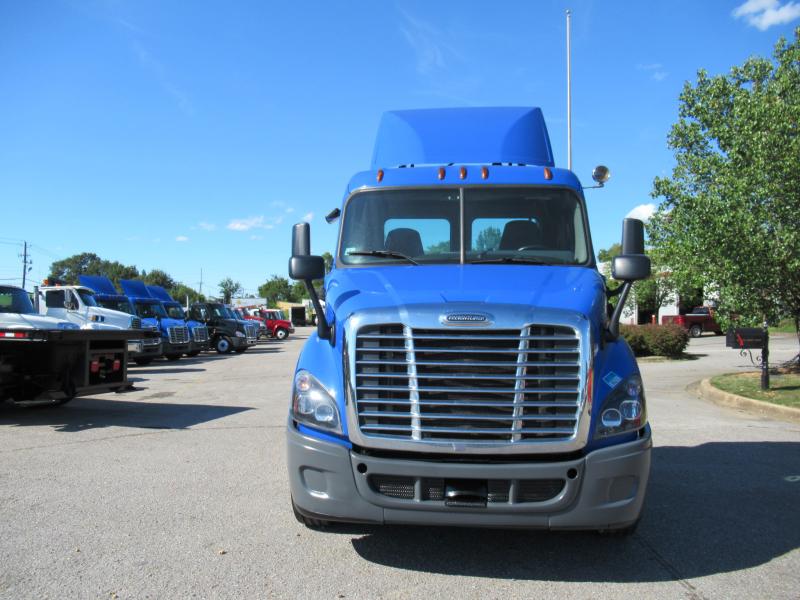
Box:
326;264;606;328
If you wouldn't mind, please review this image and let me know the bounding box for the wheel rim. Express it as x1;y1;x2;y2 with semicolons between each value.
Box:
218;339;230;352
277;329;286;339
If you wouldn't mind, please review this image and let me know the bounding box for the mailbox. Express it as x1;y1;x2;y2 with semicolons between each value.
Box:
726;327;766;350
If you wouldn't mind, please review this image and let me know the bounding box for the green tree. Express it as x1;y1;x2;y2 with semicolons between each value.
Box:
171;283;205;305
475;226;502;253
143;269;176;290
218;277;242;303
426;241;450;254
649;28;800;358
597;243;621;264
258;275;293;307
321;251;334;274
49;252;139;286
291;280;309;302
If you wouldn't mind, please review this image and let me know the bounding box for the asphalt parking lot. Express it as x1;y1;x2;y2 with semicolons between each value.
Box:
1;330;798;599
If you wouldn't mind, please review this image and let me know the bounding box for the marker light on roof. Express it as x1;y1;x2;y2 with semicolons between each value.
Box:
481;166;489;180
459;166;467;179
438;167;445;180
543;167;553;180
376;169;384;182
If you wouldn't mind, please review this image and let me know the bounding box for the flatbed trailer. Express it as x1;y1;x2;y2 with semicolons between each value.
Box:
0;328;136;405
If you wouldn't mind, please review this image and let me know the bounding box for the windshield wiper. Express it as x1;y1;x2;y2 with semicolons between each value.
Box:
347;250;419;265
470;257;551;265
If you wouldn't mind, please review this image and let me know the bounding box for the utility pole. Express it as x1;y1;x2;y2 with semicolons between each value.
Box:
198;268;203;296
566;9;573;171
20;241;32;290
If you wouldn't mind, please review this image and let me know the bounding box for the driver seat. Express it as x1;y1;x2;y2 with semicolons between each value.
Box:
385;228;424;257
499;220;542;250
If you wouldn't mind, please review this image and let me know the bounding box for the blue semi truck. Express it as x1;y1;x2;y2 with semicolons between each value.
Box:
287;107;652;533
79;275;163;365
118;280;190;362
146;285;210;357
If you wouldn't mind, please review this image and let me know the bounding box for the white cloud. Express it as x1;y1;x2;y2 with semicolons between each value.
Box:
733;0;800;30
652;71;668;82
625;203;656;222
397;8;462;76
637;63;668;82
197;221;216;231
250;234;263;240
227;216;265;231
302;212;314;223
636;63;662;71
285;207;294;214
175;235;189;242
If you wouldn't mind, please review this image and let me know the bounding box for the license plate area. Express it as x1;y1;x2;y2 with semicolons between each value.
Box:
444;479;487;507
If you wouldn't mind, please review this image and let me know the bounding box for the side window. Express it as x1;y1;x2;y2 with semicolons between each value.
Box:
384;218;452;255
45;290;66;308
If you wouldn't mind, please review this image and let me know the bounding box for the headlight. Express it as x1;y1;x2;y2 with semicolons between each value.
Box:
292;370;341;434
234;330;245;337
594;374;646;439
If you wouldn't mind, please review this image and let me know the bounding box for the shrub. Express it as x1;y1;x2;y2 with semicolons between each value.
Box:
620;324;689;358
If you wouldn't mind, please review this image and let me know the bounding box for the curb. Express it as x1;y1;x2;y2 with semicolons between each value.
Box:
698;378;800;425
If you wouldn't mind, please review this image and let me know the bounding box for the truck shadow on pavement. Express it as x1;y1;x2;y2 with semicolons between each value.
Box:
349;441;800;582
0;397;252;433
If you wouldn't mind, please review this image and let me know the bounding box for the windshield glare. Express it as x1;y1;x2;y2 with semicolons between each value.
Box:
77;290;98;307
135;301;167;319
339;187;589;266
98;299;134;315
165;304;186;319
0;286;35;314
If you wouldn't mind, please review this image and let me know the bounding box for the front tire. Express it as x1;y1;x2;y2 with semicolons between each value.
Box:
215;337;232;354
164;354;182;361
689;324;703;338
133;357;153;366
275;328;288;340
186;350;201;357
234;347;248;354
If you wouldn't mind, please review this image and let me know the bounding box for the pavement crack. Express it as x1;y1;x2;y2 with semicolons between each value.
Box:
635;534;709;600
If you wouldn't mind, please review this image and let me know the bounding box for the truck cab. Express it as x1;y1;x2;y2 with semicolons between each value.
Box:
189;302;256;354
79;275;163;365
286;107;652;532
120;280;190;361
254;308;294;340
146;285;210;357
37;284;144;356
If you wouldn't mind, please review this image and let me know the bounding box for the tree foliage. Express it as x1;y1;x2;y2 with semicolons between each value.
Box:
218;277;242;303
475;226;502;253
649;29;800;351
142;269;176;290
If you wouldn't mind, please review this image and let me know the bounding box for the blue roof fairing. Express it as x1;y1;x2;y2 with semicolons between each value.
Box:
370;107;554;170
119;279;151;299
78;275;119;296
146;285;173;302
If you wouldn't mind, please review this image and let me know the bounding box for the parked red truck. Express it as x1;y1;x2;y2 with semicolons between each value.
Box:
661;306;723;337
241;308;294;340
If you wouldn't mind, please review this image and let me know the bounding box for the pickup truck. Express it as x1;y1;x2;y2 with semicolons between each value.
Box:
1;285;135;405
242;308;294;340
661;306;723;337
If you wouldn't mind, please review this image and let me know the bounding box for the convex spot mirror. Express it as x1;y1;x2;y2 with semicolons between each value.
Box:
612;254;651;282
592;165;610;185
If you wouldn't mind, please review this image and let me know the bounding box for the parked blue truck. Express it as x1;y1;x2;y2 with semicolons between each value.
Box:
287;107;652;532
146;285;210;357
79;275;163;365
117;279;190;361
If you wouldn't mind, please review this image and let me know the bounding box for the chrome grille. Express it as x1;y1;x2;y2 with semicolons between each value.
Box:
354;324;581;444
245;323;258;342
144;337;161;347
131;317;142;330
191;325;209;343
168;326;190;345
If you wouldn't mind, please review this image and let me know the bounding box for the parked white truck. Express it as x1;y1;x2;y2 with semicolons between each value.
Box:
36;283;161;362
1;285;135;405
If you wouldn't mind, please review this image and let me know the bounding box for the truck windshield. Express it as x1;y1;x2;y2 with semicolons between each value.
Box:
339;187;589;266
165;304;186;319
77;289;98;307
208;305;231;319
134;302;167;319
0;286;36;314
97;299;135;315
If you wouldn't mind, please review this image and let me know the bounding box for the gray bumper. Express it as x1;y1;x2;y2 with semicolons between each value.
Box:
287;423;651;530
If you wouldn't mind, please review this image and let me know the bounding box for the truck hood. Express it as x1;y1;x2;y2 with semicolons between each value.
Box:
0;313;79;330
90;306;135;328
327;264;606;324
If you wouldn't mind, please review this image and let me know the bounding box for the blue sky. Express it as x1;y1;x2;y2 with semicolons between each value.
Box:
2;0;799;296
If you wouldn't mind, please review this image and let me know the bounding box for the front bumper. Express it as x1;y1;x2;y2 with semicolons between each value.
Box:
127;340;144;354
163;341;190;355
287;423;651;530
189;340;209;353
131;339;162;359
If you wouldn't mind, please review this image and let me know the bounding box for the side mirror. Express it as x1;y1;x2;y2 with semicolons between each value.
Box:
621;218;645;255
64;300;77;311
289;256;325;281
289;222;331;340
611;255;651;282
